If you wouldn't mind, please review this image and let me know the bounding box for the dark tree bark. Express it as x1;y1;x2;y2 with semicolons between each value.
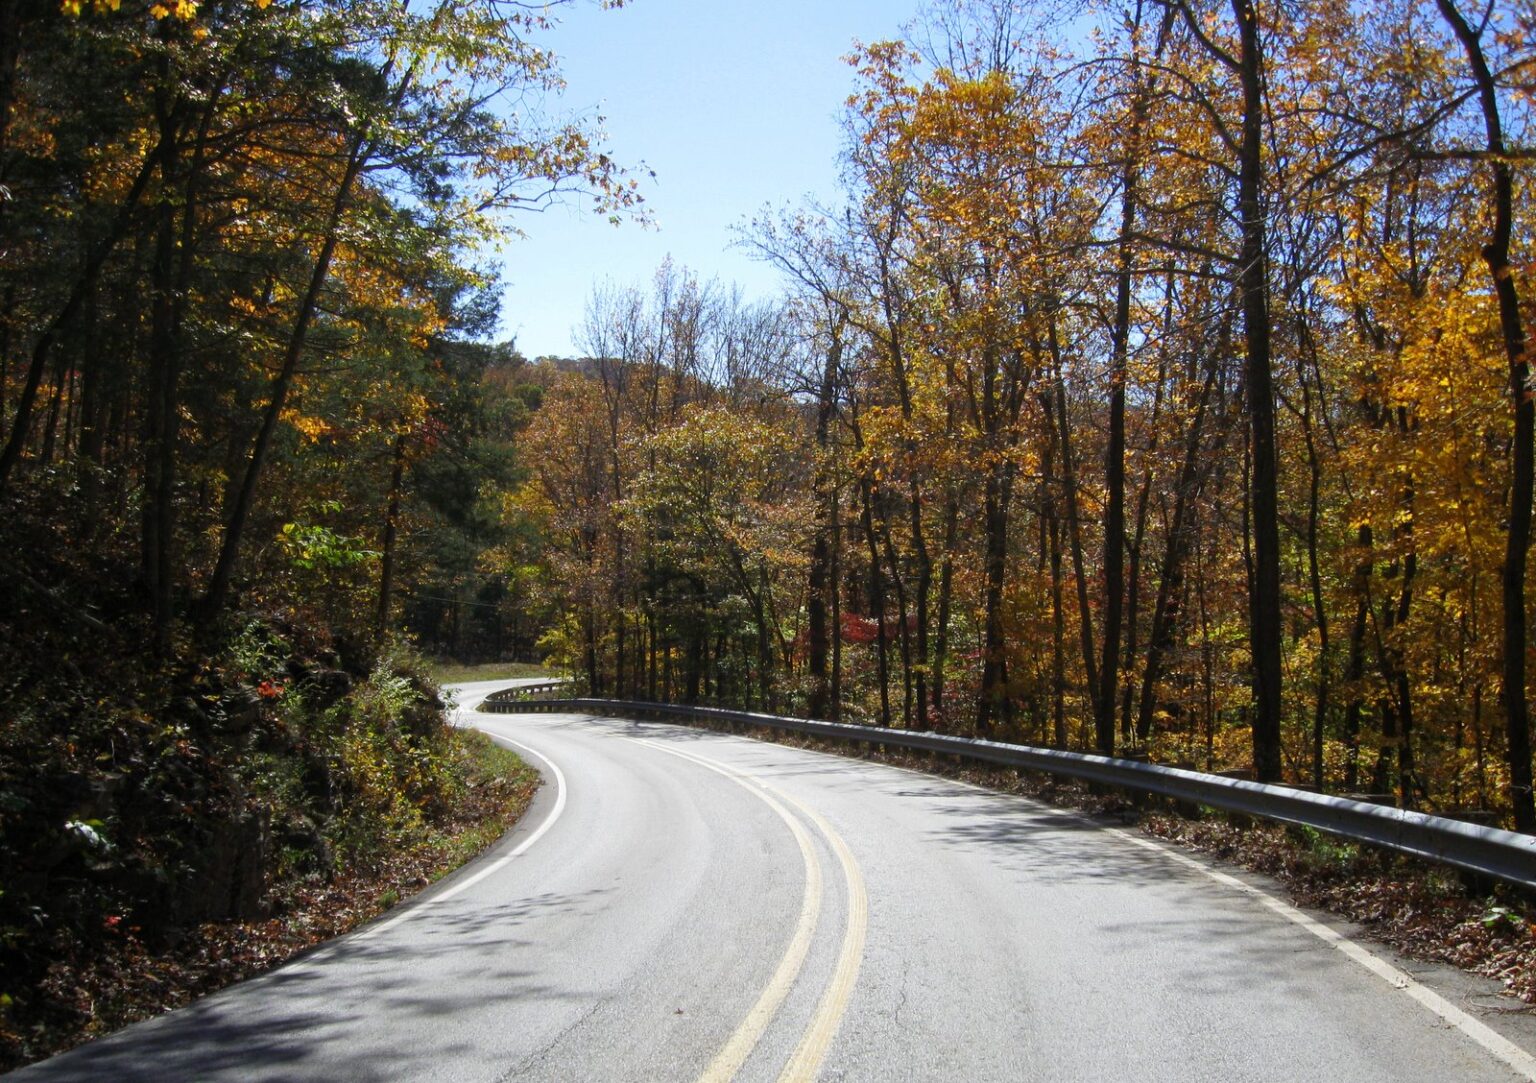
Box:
1042;424;1068;748
1049;328;1100;714
1137;365;1221;741
860;472;892;727
1121;327;1169;745
685;610;705;705
376;432;408;633
1098;81;1145;754
1099;298;1128;750
0;146;157;493
831;482;844;720
142;68;218;654
1436;0;1535;831
1231;0;1285;782
976;459;1016;737
1341;525;1372;792
908;476;932;732
877;491;915;727
1371;433;1419;806
200;129;371;622
1302;381;1331;792
975;331;1027;738
806;322;845;719
930;493;959;732
37;349;67;469
585;610;602;695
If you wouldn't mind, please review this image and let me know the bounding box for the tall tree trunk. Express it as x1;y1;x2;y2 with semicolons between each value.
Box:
0;286;16;422
78;283;104;469
1233;0;1284;782
1342;525;1372;792
1043;431;1068;748
860;474;892;727
807;491;834;717
1373;449;1419;807
1099;349;1126;751
758;564;775;710
1100;0;1169;750
585;609;601;695
909;475;932;732
148;75;217;649
662;624;673;702
831;482;843;720
376;431;408;633
1137;366;1220;740
0;144;158;494
1051;339;1100;710
37;350;66;469
1302;372;1331;792
647;609;658;701
806;323;844;719
685;611;704;705
873;238;928;727
931;493;959;732
142;77;184;656
1121;475;1152;744
1121;340;1168;744
877;495;914;727
1437;0;1535;831
200;129;371;622
976;459;1016;737
1098;122;1141;757
614;586;627;698
1196;526;1218;769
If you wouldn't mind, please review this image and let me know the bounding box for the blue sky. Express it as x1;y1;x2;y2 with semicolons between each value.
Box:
496;0;924;358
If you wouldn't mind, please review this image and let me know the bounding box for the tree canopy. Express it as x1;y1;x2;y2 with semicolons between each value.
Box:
495;0;1536;832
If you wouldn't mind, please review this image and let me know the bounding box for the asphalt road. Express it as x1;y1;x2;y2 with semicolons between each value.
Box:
13;678;1536;1081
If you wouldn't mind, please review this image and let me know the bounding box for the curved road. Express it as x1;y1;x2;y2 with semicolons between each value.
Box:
13;679;1536;1081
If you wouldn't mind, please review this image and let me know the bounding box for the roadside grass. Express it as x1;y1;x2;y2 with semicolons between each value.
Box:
0;730;541;1073
426;660;555;684
427;733;539;875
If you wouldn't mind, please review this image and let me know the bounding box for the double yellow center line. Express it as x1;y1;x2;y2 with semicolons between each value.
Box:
637;740;867;1083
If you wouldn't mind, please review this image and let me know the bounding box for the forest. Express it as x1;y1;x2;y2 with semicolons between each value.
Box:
524;0;1536;834
2;0;1536;1064
0;0;631;1062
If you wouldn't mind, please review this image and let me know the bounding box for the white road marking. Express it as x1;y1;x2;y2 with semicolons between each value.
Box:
677;729;1536;1079
285;731;567;968
362;735;568;937
1105;826;1536;1080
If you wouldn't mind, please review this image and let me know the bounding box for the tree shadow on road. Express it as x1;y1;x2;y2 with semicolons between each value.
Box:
13;889;610;1083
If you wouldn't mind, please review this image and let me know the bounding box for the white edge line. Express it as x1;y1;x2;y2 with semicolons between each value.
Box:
1104;826;1536;1080
287;731;567;963
422;736;568;900
631;723;1536;1079
697;726;1536;1078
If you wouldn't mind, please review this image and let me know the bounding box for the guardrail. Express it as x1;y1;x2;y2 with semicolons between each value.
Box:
483;681;568;703
479;694;1536;892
